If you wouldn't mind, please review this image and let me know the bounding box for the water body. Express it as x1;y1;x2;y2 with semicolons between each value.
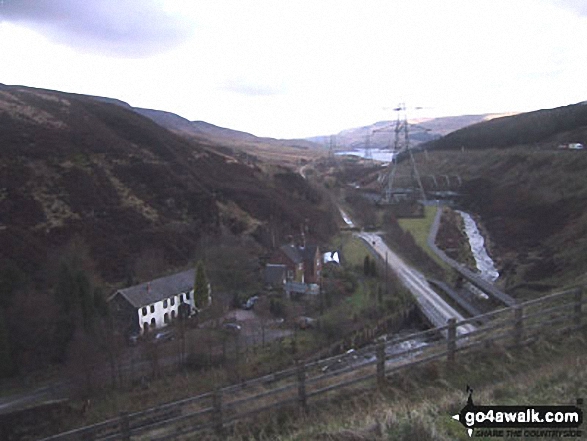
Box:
336;148;395;163
457;211;499;282
338;331;430;371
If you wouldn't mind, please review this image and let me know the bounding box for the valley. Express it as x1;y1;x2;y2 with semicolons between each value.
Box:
1;85;587;439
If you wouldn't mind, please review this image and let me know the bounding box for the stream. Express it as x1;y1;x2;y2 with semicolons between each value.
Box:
457;211;499;282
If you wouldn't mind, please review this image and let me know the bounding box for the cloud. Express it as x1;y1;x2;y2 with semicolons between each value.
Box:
0;0;193;57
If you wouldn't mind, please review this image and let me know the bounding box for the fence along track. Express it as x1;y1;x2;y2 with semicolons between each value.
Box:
41;287;585;440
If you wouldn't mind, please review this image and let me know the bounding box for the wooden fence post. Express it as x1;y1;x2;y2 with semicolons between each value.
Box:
574;288;583;329
119;412;130;441
213;388;223;437
376;340;385;387
513;305;524;347
297;361;307;413
447;318;456;364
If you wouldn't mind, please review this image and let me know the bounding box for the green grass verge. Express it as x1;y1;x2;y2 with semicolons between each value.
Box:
397;205;451;272
336;233;373;269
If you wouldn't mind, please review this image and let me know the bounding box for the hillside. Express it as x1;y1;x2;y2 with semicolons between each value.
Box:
403;103;587;294
428;102;587;150
0;84;338;285
131;107;326;166
133;107;260;142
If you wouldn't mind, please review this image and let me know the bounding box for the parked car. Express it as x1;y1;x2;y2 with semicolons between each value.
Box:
153;329;175;343
222;322;242;333
241;295;259;310
296;316;316;330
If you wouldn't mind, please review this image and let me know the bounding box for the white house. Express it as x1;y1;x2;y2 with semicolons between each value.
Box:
108;269;199;335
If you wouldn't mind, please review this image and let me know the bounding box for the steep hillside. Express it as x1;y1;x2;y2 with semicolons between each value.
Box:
0;84;337;284
412;102;587;293
428;102;587;150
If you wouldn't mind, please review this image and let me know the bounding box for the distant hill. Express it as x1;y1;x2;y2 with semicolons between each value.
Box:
307;114;511;151
133;108;260;142
0;84;337;283
128;107;326;165
90;96;325;165
428;102;587;150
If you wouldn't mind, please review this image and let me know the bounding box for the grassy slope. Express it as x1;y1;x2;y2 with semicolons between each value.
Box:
0;85;338;284
414;102;587;295
397;205;450;272
401;147;587;296
222;332;587;440
429;102;587;151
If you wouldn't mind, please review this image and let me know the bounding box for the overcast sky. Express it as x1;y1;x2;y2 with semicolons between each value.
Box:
1;0;586;138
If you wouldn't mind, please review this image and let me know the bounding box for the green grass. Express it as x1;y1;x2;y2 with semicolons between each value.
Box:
337;233;372;269
397;206;437;244
396;205;451;271
345;279;378;310
223;331;587;440
414;147;587;290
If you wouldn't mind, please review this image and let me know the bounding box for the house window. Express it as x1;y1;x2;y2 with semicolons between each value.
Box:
143;322;149;333
150;305;155;313
171;310;176;320
163;299;168;308
150;318;156;328
186;292;191;300
142;307;147;316
171;297;175;306
164;313;169;324
180;294;184;303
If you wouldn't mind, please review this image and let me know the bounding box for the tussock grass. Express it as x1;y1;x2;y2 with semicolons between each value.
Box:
214;332;587;441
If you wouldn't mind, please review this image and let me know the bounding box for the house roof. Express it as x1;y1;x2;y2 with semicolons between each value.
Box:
264;264;287;285
280;245;304;264
279;244;320;265
112;269;194;308
301;245;319;262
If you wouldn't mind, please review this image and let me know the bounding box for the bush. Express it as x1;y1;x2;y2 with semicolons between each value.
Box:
186;351;223;370
269;298;286;318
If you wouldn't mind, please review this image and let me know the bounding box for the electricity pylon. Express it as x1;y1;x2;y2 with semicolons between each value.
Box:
378;103;427;203
364;133;373;162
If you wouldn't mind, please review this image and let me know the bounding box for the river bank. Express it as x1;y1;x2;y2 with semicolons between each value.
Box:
435;207;500;283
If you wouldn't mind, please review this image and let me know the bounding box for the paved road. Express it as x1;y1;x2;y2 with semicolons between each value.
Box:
356;231;475;336
339;208;356;228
